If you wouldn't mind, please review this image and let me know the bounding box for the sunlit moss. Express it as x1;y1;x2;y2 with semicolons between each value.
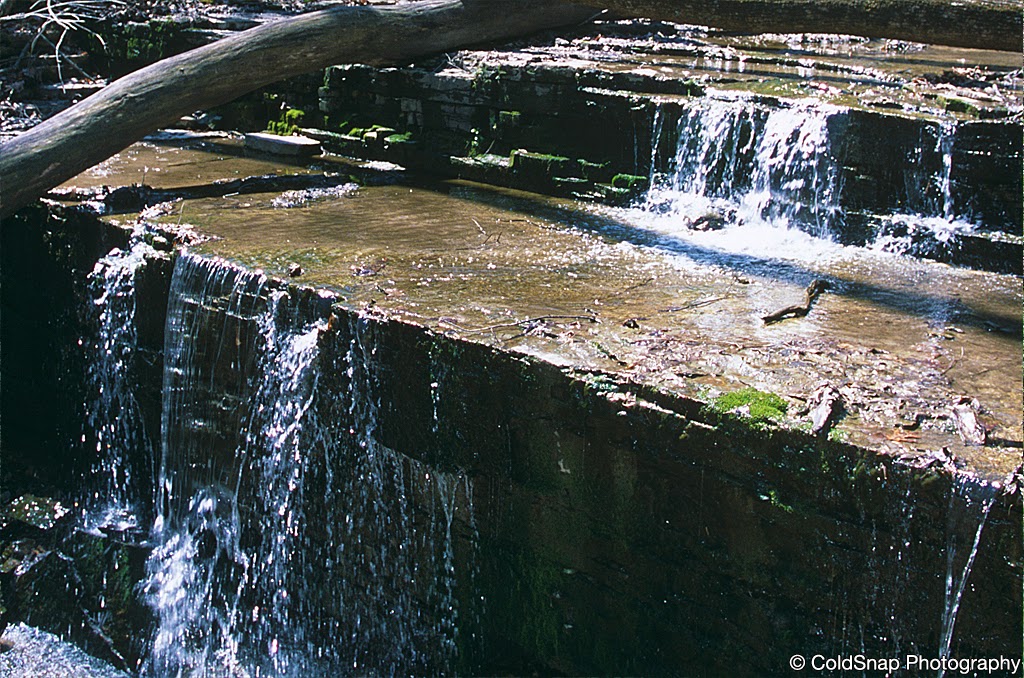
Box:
712;387;788;422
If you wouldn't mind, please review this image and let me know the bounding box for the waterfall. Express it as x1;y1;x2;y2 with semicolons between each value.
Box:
144;252;276;676
142;252;472;676
80;229;158;532
937;477;998;674
637;97;979;263
905;119;959;222
872;120;972;259
644;97;842;239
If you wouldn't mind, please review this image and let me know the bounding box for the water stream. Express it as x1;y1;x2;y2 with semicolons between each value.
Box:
637;95;973;262
80;227;158;532
140;252;471;676
645;97;842;237
938;477;999;673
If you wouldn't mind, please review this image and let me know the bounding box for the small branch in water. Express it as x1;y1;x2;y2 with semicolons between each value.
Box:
763;279;827;325
500;217;551;230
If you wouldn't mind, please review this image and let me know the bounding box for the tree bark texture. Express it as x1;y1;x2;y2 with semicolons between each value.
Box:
0;0;597;219
1;0;1020;218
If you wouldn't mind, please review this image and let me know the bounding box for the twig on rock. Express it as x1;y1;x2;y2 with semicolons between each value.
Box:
763;279;827;325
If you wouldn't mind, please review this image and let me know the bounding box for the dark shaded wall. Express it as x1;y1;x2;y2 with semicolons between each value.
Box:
1;206;121;494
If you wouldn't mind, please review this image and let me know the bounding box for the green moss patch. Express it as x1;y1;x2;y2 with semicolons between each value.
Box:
713;387;788;422
611;173;648;191
267;108;306;136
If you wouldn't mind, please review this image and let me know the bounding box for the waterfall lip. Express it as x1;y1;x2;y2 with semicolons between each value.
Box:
53;105;1019;485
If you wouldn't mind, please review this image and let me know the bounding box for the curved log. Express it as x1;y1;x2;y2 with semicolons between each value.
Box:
0;0;596;219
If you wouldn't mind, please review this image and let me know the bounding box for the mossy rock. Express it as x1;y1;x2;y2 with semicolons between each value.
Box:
611;173;649;191
267;108;307;136
384;131;414;144
496;110;523;129
510;150;574;176
578;159;614;183
712;387;788;422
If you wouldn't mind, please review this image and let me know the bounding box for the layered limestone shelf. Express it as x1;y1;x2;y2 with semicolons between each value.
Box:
55;134;1023;482
3;195;1021;674
312;19;1022;253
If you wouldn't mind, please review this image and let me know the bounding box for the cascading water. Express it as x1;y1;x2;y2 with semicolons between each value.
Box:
79;228;158;531
873;119;974;259
904;119;958;222
644;97;842;239
145;252;274;676
937;477;998;674
636;96;975;264
142;251;473;676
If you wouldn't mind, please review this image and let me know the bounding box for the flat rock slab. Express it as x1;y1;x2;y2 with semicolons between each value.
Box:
244;132;322;157
64;137;1023;481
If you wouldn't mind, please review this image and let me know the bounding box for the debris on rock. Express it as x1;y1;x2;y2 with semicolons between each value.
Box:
951;397;987;446
808;383;843;435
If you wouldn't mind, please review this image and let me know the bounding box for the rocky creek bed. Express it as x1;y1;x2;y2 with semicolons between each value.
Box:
1;13;1021;677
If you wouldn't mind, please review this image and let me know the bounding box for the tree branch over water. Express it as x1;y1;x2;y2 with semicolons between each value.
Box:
1;0;1019;219
0;0;597;218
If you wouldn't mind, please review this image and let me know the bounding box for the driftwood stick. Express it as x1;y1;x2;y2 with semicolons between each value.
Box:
762;279;827;324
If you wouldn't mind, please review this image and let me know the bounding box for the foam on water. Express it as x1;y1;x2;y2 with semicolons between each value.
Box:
622;96;977;269
0;623;130;678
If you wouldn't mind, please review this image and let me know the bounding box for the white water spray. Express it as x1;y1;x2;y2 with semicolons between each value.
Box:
644;97;842;238
143;253;472;676
81;229;158;531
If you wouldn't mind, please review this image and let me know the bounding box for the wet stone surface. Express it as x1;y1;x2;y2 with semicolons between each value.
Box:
317;19;1023;253
59;133;1023;482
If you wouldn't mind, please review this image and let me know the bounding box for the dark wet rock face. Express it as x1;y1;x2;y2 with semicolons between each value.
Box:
0;495;149;672
0;208;1019;675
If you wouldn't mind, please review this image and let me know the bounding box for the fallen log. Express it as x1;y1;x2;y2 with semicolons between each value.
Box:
0;0;597;219
2;0;1019;219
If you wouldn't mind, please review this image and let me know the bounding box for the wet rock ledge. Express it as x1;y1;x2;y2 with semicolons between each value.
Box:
307;20;1022;273
1;204;1020;675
